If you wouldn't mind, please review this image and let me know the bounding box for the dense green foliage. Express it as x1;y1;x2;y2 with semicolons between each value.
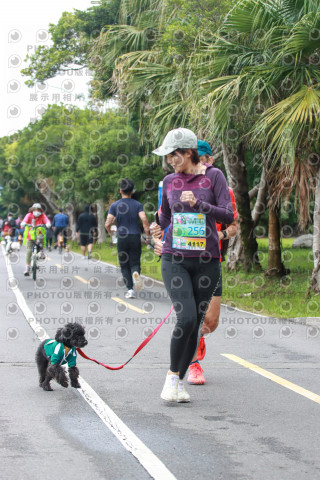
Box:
0;106;163;218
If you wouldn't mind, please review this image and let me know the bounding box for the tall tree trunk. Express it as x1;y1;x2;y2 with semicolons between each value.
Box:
252;166;268;226
65;201;77;241
222;142;261;272
226;233;244;270
226;166;267;270
95;199;107;243
222;143;234;187
310;167;320;293
266;201;286;276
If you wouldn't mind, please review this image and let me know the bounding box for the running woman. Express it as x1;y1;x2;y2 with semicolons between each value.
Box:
151;128;234;403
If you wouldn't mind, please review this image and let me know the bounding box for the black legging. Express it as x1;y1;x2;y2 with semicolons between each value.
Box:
161;253;221;380
117;234;141;290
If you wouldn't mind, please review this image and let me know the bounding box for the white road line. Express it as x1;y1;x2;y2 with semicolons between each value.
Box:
2;248;177;480
3;248;49;342
77;380;177;480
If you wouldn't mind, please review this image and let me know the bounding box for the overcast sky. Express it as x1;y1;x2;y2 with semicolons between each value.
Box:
1;0;96;138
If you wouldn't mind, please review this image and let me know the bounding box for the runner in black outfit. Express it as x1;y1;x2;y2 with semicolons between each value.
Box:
105;179;151;299
76;205;97;259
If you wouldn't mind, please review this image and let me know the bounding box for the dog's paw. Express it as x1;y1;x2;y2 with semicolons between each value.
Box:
42;384;53;391
71;381;81;389
57;371;69;387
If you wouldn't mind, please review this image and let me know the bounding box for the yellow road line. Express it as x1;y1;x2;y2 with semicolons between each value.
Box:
221;353;320;405
112;297;148;314
74;275;89;284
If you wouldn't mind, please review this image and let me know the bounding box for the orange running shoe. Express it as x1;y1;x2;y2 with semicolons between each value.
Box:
187;362;205;385
197;336;206;361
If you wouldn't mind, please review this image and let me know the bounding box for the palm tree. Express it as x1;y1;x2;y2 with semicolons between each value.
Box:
190;0;320;281
246;0;320;289
89;0;167;102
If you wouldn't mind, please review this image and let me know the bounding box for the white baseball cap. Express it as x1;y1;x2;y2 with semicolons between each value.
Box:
30;203;43;211
152;128;197;156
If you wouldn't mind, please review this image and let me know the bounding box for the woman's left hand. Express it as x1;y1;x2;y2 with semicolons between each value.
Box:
153;239;163;257
180;191;197;207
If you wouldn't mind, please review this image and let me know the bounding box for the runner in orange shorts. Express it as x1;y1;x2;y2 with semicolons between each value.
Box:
187;140;238;385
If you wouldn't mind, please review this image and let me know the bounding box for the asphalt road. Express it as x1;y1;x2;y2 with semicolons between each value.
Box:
1;244;320;480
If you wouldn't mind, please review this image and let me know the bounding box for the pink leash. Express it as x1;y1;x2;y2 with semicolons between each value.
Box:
77;306;174;370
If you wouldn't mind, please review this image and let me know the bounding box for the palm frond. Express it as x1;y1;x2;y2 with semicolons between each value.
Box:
269;156;316;228
119;0;163;23
281;11;320;56
224;0;282;33
252;84;320;162
280;0;320;22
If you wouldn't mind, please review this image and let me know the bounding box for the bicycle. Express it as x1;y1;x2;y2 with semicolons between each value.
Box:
25;222;46;280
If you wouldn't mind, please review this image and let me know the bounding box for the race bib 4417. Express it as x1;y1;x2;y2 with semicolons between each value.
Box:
172;213;206;250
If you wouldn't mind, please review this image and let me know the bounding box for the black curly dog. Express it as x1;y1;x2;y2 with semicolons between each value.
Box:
36;322;88;391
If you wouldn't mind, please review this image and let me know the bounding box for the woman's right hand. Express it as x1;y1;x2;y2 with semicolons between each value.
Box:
150;222;162;239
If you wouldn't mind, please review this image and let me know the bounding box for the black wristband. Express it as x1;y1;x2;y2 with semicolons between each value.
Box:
222;230;228;239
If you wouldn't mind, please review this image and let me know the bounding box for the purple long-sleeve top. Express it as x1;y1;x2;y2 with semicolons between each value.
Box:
159;165;234;258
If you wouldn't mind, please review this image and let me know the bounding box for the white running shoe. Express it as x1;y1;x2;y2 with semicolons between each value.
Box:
177;380;191;403
125;289;136;299
160;373;179;402
132;271;143;291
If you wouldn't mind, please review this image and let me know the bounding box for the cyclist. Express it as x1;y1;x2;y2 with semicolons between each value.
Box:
6;213;17;238
21;203;51;276
2;217;14;255
1;221;13;238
